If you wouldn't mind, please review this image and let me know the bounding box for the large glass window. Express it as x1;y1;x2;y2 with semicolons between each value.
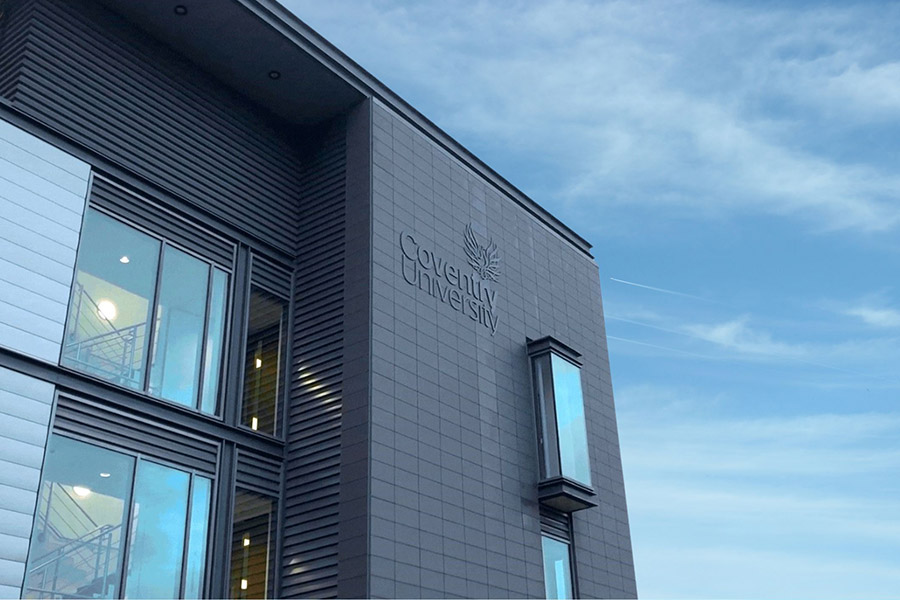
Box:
530;346;592;487
541;535;574;599
230;489;276;599
63;209;229;414
241;286;287;436
22;435;212;600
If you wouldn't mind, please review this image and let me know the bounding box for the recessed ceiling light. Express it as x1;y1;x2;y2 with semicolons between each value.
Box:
100;472;111;478
174;5;188;16
119;256;130;264
72;485;91;498
97;299;118;321
268;70;281;80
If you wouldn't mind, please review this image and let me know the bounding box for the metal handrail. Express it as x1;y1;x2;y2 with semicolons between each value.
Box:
27;524;119;573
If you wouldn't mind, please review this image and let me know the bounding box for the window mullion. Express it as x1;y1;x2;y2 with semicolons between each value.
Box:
196;265;214;411
143;242;168;394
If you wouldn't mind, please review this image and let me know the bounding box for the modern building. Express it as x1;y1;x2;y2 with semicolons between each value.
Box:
0;0;636;597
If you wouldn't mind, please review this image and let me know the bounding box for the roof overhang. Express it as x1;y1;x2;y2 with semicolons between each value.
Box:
97;0;594;257
98;0;364;127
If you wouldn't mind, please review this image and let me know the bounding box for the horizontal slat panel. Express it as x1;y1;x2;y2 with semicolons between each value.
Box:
3;0;304;252
54;394;218;475
282;120;346;598
236;450;281;496
90;176;235;269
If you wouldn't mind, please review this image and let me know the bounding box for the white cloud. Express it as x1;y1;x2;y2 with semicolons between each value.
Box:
844;305;900;328
286;0;900;234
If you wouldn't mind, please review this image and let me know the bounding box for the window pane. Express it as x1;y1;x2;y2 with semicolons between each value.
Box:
149;246;209;408
242;287;287;435
183;476;212;600
124;461;190;599
23;435;134;600
542;536;573;599
200;269;229;414
551;354;592;486
230;490;275;599
63;209;159;390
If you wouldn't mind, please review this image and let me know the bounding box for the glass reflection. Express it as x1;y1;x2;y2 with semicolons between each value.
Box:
542;535;573;599
242;287;287;436
200;269;229;414
183;477;212;599
148;247;209;407
230;489;275;599
551;355;592;486
22;435;134;599
62;209;159;390
124;461;189;599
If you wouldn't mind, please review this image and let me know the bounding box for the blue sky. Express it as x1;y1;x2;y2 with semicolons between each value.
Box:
283;1;900;596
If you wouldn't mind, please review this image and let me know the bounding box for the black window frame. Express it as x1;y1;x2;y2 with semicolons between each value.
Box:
528;336;598;513
61;184;237;419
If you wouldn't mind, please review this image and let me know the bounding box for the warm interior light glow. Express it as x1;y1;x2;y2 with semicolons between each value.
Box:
250;416;258;430
243;535;250;547
99;472;111;478
240;579;248;590
97;299;118;321
119;256;130;264
255;358;262;369
72;486;91;498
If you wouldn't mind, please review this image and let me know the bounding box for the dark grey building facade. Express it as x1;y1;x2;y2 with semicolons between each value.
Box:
0;0;636;598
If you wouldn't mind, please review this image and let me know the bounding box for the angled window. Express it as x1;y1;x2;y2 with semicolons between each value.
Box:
529;337;597;512
62;208;229;415
22;434;212;599
230;489;276;599
240;285;287;436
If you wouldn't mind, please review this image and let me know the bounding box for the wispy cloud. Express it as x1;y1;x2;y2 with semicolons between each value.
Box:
844;305;900;328
287;0;900;234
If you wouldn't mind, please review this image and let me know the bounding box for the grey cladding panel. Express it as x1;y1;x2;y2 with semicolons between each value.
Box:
0;366;55;597
366;101;636;598
0;116;90;364
0;0;304;253
282;119;347;599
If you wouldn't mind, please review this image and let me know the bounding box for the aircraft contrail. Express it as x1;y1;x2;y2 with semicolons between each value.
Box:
609;277;713;302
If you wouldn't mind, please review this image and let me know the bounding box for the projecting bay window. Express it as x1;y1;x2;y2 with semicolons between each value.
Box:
240;285;287;436
62;208;229;415
528;337;598;512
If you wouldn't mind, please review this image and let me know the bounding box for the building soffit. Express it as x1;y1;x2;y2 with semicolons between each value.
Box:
97;0;594;257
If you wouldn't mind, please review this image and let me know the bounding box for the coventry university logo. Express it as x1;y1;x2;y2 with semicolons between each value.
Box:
464;224;500;281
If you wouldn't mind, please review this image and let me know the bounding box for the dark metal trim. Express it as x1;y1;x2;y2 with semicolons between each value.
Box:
526;335;584;366
0;346;283;457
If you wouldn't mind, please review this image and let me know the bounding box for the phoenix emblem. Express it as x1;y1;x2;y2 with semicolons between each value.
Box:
464;224;500;281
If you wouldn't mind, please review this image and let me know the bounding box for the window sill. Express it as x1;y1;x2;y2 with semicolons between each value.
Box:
538;476;598;513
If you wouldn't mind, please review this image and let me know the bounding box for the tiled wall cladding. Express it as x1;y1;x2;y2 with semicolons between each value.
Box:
367;100;636;598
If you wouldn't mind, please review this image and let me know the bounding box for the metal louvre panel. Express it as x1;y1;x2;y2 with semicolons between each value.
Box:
540;507;572;542
53;393;219;475
0;0;303;253
251;254;292;299
236;449;282;496
0;0;35;99
282;120;346;599
90;175;235;268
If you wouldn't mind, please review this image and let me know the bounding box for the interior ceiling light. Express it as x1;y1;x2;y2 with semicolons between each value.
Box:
174;5;188;16
268;70;281;80
72;486;91;498
100;472;111;478
97;299;118;322
119;256;130;264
